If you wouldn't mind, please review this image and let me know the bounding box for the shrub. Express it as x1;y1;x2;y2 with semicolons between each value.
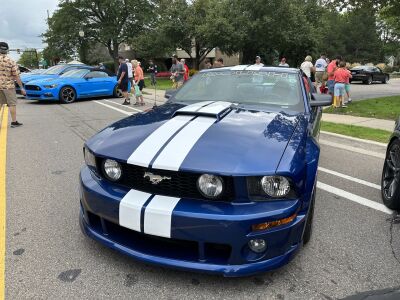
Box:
365;62;374;66
189;69;198;76
350;62;361;68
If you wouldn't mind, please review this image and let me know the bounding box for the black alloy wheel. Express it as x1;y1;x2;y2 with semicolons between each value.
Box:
381;139;400;210
382;75;389;84
365;75;373;85
113;85;123;98
59;86;76;104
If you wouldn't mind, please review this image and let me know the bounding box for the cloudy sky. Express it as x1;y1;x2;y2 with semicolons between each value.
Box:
0;0;59;60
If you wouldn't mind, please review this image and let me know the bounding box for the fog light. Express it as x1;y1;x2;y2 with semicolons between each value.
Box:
248;239;267;253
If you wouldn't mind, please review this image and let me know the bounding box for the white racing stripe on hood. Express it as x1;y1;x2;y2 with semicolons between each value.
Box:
144;195;180;238
119;189;152;232
152;116;216;171
197;101;232;114
177;101;214;112
127;115;193;167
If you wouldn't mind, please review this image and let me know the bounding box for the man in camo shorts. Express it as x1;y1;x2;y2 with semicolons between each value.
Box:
0;42;26;127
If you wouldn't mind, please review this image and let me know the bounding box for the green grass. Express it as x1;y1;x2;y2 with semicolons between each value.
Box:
144;77;173;90
321;121;391;143
324;95;400;120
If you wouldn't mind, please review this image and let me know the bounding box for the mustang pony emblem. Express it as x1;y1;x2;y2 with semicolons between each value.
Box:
144;172;171;185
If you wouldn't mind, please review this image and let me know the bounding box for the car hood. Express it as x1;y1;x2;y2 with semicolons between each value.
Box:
27;77;77;86
22;74;58;83
87;102;305;175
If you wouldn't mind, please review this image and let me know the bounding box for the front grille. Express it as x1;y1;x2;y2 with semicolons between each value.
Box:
102;162;235;202
25;85;41;91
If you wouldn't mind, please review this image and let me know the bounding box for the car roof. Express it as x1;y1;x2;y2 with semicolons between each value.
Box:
200;65;301;74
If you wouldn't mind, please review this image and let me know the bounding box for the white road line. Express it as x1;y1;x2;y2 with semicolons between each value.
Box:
317;181;393;215
104;100;143;112
93;100;134;116
319;139;385;159
320;131;388;147
318;167;381;190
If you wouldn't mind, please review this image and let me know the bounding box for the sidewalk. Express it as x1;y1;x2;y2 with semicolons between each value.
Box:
322;113;395;131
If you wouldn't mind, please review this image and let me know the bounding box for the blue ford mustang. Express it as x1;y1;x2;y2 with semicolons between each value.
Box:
17;64;90;94
79;66;332;276
24;68;120;103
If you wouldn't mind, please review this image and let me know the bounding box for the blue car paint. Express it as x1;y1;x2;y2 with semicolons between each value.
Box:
24;71;118;101
17;64;90;93
79;67;323;276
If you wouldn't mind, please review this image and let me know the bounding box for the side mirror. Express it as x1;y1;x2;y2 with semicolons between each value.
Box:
165;89;178;100
85;76;92;80
310;93;332;107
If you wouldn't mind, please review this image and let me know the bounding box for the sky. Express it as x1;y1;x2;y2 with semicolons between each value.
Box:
0;0;59;61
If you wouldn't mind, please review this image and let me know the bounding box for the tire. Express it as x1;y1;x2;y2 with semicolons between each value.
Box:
303;187;315;245
59;86;76;104
113;85;123;98
382;75;389;84
381;138;400;210
364;76;372;85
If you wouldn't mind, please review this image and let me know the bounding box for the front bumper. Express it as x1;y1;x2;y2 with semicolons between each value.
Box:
25;88;58;101
79;166;308;277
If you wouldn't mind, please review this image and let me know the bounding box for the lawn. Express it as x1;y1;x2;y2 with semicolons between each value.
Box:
321;121;392;143
324;95;400;120
144;76;173;90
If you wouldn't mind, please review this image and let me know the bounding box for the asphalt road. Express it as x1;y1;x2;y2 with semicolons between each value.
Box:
4;96;400;300
349;77;400;101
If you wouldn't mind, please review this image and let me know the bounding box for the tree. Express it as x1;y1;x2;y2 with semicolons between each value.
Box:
43;0;153;70
17;49;41;68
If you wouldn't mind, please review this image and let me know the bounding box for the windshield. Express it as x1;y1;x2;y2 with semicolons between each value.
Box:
42;65;67;75
173;70;304;112
60;69;89;78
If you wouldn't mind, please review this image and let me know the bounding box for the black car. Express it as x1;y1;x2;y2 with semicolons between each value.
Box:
381;117;400;210
350;66;389;85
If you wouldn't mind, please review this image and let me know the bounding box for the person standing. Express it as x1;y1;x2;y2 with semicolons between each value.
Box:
214;58;224;68
279;57;289;67
300;55;315;78
126;59;133;96
204;59;212;69
132;60;145;106
117;56;130;105
170;55;184;88
0;42;26;127
315;54;328;91
344;64;352;103
147;60;158;86
181;59;189;82
333;60;352;108
254;56;264;66
327;55;342;98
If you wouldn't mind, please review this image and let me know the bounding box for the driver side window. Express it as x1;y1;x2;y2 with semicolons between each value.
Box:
87;71;108;78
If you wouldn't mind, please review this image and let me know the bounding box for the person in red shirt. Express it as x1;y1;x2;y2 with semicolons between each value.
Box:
333;60;352;108
326;55;342;97
181;59;189;82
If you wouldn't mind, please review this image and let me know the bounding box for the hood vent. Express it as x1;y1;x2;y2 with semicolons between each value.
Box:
173;101;232;121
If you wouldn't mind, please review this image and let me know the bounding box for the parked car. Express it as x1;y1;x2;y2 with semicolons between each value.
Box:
350;66;389;85
24;68;121;103
17;64;91;94
79;65;332;276
381;117;400;210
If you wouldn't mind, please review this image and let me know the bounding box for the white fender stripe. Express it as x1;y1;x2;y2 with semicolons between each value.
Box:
119;189;152;232
127;115;193;167
152;116;216;171
144;195;180;238
197;101;232;114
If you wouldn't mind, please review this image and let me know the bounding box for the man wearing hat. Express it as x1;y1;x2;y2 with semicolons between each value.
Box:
0;42;25;127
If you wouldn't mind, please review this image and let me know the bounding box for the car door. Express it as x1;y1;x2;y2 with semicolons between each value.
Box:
83;71;115;97
374;67;384;81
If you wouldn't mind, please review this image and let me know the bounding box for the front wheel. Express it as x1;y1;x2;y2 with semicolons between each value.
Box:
59;86;76;104
364;76;373;85
303;187;315;245
381;139;400;210
382;75;389;84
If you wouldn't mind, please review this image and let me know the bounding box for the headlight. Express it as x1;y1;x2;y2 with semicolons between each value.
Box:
84;146;97;169
103;159;122;181
261;176;290;197
197;174;224;199
44;84;58;88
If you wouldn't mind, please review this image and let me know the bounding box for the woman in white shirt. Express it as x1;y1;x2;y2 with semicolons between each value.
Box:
300;55;315;78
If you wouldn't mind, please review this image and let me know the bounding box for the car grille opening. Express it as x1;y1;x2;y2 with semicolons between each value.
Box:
86;211;232;264
102;162;235;202
25;85;41;91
